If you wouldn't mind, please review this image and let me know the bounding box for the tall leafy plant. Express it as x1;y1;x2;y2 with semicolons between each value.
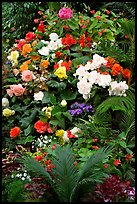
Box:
21;145;113;202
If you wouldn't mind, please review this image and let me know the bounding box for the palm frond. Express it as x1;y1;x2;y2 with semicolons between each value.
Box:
77;146;113;181
52;145;78;202
22;154;53;183
96;85;135;115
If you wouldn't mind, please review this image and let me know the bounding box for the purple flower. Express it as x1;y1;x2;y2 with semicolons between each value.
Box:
58;7;73;20
75;108;83;115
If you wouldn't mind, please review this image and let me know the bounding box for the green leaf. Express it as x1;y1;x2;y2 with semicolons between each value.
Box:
47;80;59;88
63;111;72;122
42;91;50;104
50;94;57;105
119;141;127;148
24;136;34;144
82;47;91;52
49;120;59;126
72;56;91;67
61;90;77;100
106;32;115;41
67;20;79;30
52;106;62;116
39;116;48;122
24;124;33;136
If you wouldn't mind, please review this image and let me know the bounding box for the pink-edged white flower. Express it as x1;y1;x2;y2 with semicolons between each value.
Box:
21;70;34;82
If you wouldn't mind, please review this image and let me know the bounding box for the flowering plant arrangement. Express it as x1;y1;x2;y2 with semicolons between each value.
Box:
2;4;135;202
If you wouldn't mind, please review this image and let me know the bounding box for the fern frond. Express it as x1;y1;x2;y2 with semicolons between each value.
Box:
52;145;78;202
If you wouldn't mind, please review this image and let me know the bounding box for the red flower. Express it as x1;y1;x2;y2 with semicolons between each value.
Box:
25;32;36;42
10;127;20;139
35;155;43;161
96;16;101;20
38;10;43;15
79;36;86;47
98;32;102;36
34;19;39;23
114;159;121;166
90;10;96;14
125;35;129;39
15;39;26;51
106;10;110;15
92;145;99;150
45;160;51;165
93;138;98;142
54;63;59;70
52;144;56;151
111;63;123;76
67;130;76;139
34;120;50;134
81;25;86;29
61;61;71;71
38;22;45;33
61;34;76;48
122;68;131;79
56;51;62;58
104;163;109;168
63;25;70;31
125;154;133;161
43;152;47;157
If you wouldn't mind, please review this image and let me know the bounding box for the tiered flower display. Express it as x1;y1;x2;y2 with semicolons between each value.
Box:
2;5;135;202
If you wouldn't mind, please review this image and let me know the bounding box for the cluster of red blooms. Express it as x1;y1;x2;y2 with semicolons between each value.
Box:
34;120;53;134
45;159;55;173
61;34;77;49
54;60;72;71
79;34;92;48
38;21;45;33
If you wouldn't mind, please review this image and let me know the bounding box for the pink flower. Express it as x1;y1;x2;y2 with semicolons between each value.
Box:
6;89;14;97
21;70;34;82
58;7;73;20
13;69;19;76
10;84;26;96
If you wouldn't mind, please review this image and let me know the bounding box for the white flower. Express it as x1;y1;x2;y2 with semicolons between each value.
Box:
63;131;70;143
38;46;49;56
70;127;81;137
92;54;107;68
41;40;49;45
61;100;67;106
34;91;44;101
23;173;27;177
2;98;9;107
48;41;58;51
96;74;112;88
49;33;59;41
52;53;56;59
21;177;25;181
56;38;63;48
108;81;128;96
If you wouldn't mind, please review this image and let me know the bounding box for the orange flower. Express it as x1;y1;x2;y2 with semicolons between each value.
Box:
105;56;116;68
32;40;38;46
22;43;32;57
40;59;49;68
92;145;99;150
10;127;20;139
30;55;41;61
20;60;31;72
122;68;131;79
111;63;123;76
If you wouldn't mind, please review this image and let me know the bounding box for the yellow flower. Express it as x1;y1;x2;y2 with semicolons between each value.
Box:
54;66;67;80
7;51;19;64
55;129;65;137
3;108;15;117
